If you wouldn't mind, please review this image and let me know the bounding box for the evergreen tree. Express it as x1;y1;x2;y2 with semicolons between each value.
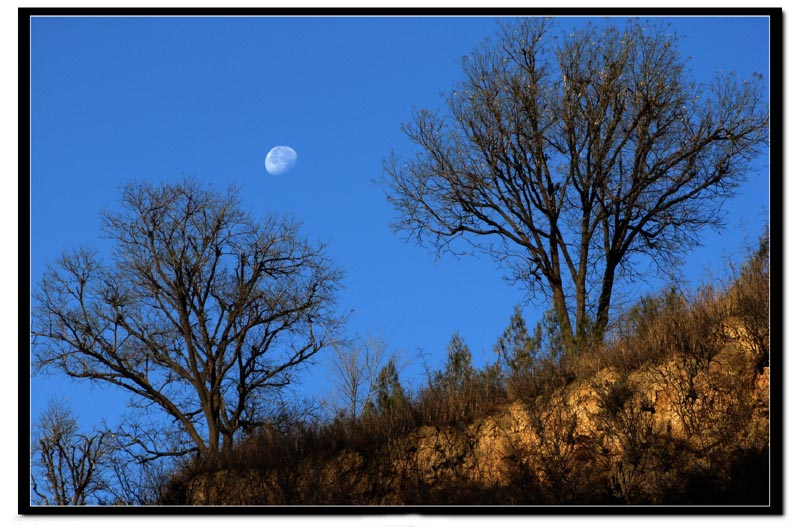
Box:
442;332;474;389
539;308;565;361
495;306;542;374
371;358;407;413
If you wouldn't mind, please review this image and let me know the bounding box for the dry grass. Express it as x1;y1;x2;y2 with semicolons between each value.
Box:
159;238;770;505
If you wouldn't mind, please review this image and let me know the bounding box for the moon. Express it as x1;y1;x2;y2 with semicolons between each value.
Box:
264;146;298;175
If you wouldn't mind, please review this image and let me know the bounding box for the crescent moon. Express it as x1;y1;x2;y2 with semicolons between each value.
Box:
265;146;298;175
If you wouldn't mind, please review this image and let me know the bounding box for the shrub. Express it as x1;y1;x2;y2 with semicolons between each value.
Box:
728;231;770;368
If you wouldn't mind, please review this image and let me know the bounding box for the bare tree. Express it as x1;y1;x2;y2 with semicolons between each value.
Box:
31;400;110;505
32;178;344;458
384;18;768;351
328;334;391;421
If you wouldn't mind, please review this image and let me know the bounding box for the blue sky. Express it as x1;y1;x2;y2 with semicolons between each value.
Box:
28;15;771;432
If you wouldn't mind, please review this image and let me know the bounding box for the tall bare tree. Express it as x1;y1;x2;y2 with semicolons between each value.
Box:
31;400;110;505
384;18;768;351
32;179;344;458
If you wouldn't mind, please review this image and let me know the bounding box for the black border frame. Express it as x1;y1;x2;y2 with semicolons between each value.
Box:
19;6;784;516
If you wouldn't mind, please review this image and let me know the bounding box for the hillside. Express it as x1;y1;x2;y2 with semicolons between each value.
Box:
159;238;770;505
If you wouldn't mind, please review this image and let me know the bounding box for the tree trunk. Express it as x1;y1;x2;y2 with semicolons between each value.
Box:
594;258;618;342
550;280;576;355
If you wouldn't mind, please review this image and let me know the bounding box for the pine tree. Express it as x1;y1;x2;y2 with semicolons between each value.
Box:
541;308;567;361
442;332;474;389
371;358;406;413
495;306;541;374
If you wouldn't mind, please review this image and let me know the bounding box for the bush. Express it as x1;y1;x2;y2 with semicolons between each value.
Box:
728;232;770;368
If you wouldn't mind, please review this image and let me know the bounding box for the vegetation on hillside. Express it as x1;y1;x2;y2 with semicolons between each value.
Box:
157;233;769;505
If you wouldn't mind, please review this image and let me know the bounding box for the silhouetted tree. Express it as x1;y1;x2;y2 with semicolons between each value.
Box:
385;18;768;351
31;400;110;505
32;179;344;458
